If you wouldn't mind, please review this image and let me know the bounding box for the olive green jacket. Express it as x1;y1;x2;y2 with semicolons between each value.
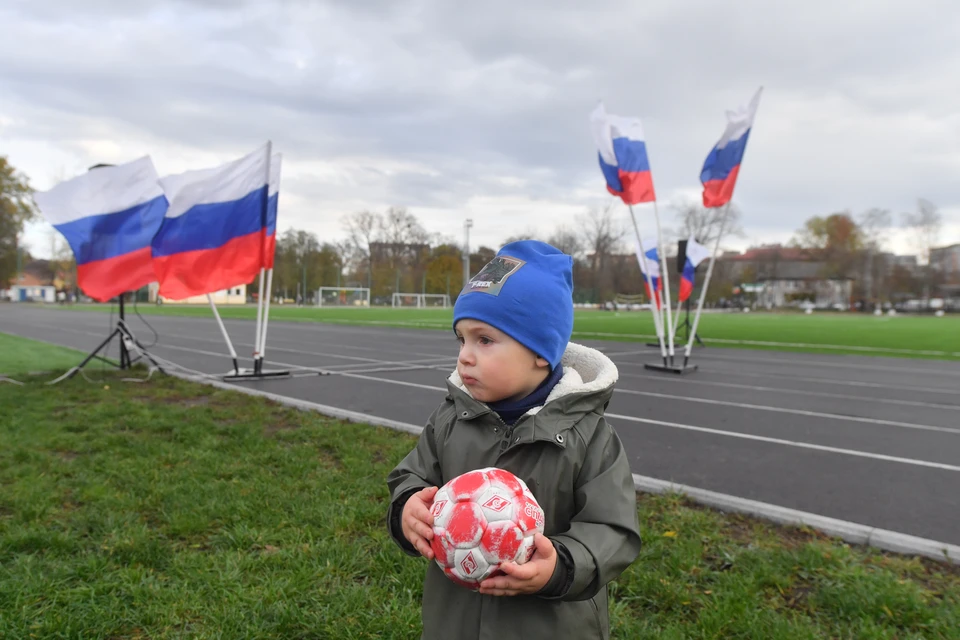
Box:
386;342;642;640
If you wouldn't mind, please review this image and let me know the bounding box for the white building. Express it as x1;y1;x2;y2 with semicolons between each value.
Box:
6;284;57;303
724;245;854;309
148;283;248;305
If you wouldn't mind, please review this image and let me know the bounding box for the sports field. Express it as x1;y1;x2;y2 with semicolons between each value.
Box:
54;304;960;360
3;334;959;638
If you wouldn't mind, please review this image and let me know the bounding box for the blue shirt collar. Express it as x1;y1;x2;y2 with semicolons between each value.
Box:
488;364;564;426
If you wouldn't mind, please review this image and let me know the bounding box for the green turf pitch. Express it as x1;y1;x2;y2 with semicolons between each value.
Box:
55;304;960;360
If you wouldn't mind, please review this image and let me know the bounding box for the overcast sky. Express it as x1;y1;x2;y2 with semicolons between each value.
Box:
3;0;958;260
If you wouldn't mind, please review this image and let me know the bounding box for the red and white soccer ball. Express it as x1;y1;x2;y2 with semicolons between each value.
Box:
430;467;545;590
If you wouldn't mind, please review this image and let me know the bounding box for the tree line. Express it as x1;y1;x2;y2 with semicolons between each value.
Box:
0;155;950;305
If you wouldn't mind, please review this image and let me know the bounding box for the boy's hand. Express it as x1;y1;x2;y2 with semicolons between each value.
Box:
401;486;439;559
478;533;557;596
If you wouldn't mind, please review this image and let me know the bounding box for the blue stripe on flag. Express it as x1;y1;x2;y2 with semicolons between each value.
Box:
612;137;651;173
54;195;168;265
152;186;268;258
700;129;751;183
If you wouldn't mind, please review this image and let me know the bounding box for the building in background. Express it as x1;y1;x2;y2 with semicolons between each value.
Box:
722;244;854;309
930;243;960;281
148;283;247;305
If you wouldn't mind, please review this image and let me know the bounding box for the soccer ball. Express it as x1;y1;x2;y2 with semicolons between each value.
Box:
430;467;545;590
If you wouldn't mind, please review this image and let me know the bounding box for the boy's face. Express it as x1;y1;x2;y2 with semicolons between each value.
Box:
454;319;550;404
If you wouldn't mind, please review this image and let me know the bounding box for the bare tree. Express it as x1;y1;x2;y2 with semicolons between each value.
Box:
380;207;429;246
577;202;625;301
341;210;381;286
377;206;429;268
671;197;744;246
578;202;623;271
902;198;942;266
902;198;943;304
859;208;892;246
547;225;584;259
858;207;892;302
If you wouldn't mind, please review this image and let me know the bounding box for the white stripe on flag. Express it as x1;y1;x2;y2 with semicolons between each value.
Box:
159;143;270;219
685;236;712;267
33;156;165;225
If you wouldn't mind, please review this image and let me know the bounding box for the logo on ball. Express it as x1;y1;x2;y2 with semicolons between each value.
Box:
482;495;510;512
431;500;448;518
524;503;544;528
460;551;478;575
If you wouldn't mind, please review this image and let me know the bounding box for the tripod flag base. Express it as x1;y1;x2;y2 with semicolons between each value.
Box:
643;362;698;375
222;358;290;381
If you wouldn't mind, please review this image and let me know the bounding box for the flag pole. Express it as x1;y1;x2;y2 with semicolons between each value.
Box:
258;144;276;367
628;205;668;366
672;298;683;342
259;267;274;360
207;293;240;375
253;268;265;369
652;201;676;365
683;203;729;366
253;142;273;374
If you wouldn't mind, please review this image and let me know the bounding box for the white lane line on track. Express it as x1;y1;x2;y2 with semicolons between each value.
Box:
7;325;957;473
579;331;960;359
608;414;960;472
610;357;960;396
14;320;958;437
613;388;960;434
611;347;960;376
616;370;960;411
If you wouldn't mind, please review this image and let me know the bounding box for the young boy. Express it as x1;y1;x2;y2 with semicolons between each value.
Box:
387;240;641;640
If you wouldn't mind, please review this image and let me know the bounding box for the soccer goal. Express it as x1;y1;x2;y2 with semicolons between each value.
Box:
612;293;650;310
391;293;451;308
317;287;370;307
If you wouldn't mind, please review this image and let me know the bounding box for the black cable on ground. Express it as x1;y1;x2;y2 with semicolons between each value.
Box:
133;294;159;348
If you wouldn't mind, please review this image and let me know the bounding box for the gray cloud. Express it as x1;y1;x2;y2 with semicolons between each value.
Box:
4;0;959;256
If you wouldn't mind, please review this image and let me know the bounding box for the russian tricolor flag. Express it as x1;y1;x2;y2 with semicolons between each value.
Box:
590;103;656;205
679;237;711;302
700;88;762;208
32;157;168;302
152;143;271;300
634;238;663;309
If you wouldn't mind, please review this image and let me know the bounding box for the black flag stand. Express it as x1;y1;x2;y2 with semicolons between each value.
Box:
645;239;704;354
61;292;166;380
673;297;705;347
57;161;166;381
223;358;291;380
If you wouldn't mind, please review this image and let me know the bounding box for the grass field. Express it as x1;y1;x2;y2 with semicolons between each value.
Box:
52;302;960;360
0;332;90;376
2;333;959;638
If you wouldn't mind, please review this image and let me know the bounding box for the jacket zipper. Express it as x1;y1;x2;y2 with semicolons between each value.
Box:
495;413;512;454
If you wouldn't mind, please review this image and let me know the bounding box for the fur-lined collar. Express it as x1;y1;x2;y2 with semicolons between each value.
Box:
448;342;618;415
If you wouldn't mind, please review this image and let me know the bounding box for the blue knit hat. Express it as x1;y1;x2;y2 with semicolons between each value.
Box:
453;240;574;369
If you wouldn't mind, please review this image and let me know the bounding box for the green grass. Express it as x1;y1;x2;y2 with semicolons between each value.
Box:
0;331;92;376
54;303;960;360
2;365;959;638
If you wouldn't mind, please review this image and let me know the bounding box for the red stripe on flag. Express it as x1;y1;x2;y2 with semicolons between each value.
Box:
702;164;740;208
153;230;264;300
76;247;156;302
617;169;656;205
263;232;277;269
